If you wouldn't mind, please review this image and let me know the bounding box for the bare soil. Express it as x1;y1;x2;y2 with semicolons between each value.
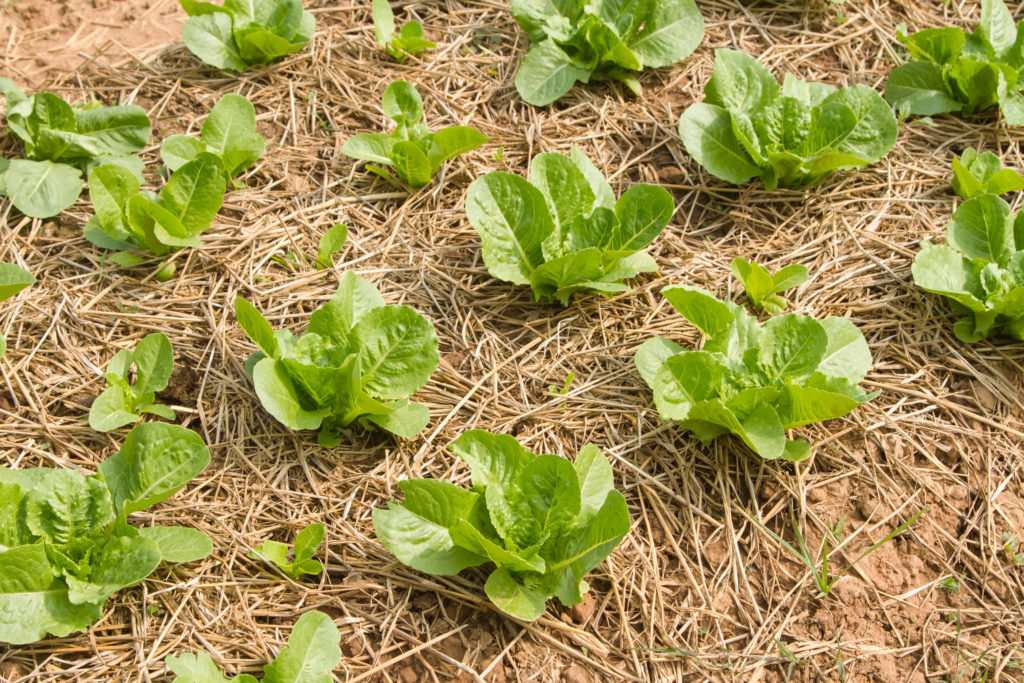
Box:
1;0;1023;682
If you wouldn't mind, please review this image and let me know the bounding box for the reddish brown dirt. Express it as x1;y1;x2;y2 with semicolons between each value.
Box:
1;0;184;87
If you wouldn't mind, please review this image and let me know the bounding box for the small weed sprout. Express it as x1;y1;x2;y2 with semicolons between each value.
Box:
745;506;924;598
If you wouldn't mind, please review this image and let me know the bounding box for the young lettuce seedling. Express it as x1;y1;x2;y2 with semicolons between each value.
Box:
89;333;176;432
234;271;440;444
0;79;150;218
679;49;898;190
466;147;673;305
635;285;876;461
0;422;212;644
731;258;808;314
342;81;487;189
951;148;1024;199
248;523;324;579
372;0;434;63
166;610;342;682
510;0;705;106
178;0;315;72
160;94;266;186
373;430;631;622
0;263;35;358
885;0;1024;125
84;154;227;264
912;193;1024;342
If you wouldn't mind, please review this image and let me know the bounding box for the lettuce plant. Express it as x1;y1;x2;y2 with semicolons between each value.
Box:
510;0;705;106
0;263;34;358
161;94;266;186
912;193;1024;342
84;153;227;263
635;285;875;461
372;0;434;63
373;430;630;621
884;0;1024;125
89;333;176;432
235;271;440;444
731;258;808;314
679;49;898;190
952;148;1024;199
465;147;673;304
0;422;212;644
178;0;314;72
341;81;487;189
167;610;341;682
0;79;150;218
248;523;324;579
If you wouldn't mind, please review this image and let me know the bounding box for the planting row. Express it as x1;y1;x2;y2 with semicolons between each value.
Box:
6;0;1024;217
174;0;1024;123
0;421;628;638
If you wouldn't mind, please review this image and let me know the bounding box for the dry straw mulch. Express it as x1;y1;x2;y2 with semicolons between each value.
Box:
2;0;1023;681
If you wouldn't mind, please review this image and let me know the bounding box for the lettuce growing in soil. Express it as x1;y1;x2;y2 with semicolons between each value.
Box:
235;271;440;444
679;49;897;190
885;0;1024;125
89;332;176;432
0;423;212;644
912;193;1024;342
342;80;487;189
0;79;150;218
160;93;266;186
178;0;315;72
84;153;227;261
951;148;1024;199
374;430;631;621
510;0;704;106
635;285;876;461
466;147;673;304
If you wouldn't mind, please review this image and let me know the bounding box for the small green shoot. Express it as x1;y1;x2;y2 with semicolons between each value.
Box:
939;574;963;594
372;0;434;63
548;372;574;395
493;146;505;161
89;333;176;432
248;523;325;580
731;258;808;314
1002;531;1024;565
834;635;847;682
315;223;348;270
548;372;574;407
776;639;801;682
744;506;924;598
